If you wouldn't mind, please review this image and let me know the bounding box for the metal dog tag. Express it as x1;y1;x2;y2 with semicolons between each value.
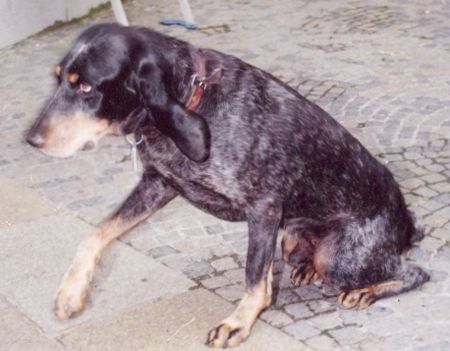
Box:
125;134;144;172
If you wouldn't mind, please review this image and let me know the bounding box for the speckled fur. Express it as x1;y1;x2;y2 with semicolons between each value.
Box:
27;23;428;346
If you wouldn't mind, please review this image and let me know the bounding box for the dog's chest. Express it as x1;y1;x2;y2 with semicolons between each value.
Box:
139;141;247;220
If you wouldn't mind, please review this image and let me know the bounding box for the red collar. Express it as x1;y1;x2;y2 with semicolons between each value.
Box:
185;67;222;111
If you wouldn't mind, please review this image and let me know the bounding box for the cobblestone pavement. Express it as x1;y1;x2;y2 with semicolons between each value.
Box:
1;0;449;350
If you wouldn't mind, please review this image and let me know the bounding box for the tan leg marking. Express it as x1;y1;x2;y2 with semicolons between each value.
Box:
55;214;147;319
291;264;320;287
281;231;298;262
338;281;403;310
207;263;273;348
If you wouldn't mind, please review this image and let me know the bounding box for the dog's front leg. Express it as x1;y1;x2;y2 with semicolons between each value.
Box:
54;171;176;320
207;198;282;348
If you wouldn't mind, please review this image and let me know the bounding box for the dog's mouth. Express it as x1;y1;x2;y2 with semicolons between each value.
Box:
26;113;112;158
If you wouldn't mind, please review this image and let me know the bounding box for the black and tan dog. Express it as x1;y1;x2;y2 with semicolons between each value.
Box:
26;23;428;348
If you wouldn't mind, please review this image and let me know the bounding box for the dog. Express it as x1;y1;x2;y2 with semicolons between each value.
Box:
26;23;429;348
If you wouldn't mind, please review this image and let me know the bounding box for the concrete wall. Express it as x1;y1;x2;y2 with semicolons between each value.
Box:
0;0;108;49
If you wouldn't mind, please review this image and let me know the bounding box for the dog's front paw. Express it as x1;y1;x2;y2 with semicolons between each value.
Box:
206;323;250;348
54;269;91;320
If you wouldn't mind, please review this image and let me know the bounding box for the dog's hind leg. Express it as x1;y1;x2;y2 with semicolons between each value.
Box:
312;215;429;310
338;263;430;309
207;198;282;348
54;171;176;319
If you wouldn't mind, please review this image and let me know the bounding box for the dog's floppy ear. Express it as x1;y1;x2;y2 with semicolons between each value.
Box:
136;62;210;162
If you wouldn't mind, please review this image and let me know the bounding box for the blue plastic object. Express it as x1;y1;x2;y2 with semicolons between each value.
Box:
159;19;197;30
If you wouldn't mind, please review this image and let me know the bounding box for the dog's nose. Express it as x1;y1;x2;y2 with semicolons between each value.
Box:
26;132;45;148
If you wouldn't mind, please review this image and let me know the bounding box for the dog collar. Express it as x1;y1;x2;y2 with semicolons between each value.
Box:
186;67;222;111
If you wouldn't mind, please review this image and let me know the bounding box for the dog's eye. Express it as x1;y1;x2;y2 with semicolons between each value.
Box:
79;83;92;93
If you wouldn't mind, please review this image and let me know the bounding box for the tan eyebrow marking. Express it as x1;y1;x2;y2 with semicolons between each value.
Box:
67;73;80;83
55;65;61;77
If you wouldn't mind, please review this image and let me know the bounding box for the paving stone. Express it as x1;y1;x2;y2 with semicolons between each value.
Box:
283;321;321;341
308;311;343;330
404;152;422;160
365;316;407;336
338;308;369;325
296;285;326;301
284;303;314;319
426;295;450;321
434;193;450;205
424;207;450;228
400;178;425;190
276;289;301;306
155;231;183;244
410;166;430;176
306;334;340;351
215;284;244;302
413;186;439;198
429;181;450;193
365;305;395;319
148;245;178;258
183;261;215;279
419;198;446;212
418;236;445;253
424;164;446;173
420;173;447;184
210;257;238;272
414;341;450;351
329;325;369;346
307;298;337;314
223;268;246;284
431;228;450;242
260;309;294;328
200;276;232;290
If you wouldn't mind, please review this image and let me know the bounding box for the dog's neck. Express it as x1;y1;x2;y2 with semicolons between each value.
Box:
182;49;222;111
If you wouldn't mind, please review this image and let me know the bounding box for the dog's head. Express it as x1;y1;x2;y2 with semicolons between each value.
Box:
26;23;210;161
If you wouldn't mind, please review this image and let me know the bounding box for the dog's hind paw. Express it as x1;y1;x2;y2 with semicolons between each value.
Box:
206;323;250;348
338;288;375;310
290;264;320;287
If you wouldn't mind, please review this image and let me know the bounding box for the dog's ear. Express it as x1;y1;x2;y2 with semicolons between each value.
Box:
136;62;210;162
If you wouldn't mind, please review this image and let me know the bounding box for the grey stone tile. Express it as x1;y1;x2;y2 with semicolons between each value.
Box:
260;309;294;328
306;335;340;351
0;214;195;333
283;321;321;341
284;302;314;319
215;284;243;302
59;289;307;351
0;174;58;228
0;297;63;351
329;325;369;346
200;276;231;290
211;257;238;272
307;311;343;330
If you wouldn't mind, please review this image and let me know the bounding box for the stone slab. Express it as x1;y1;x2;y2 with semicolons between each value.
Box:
0;174;57;228
59;288;311;351
0;297;63;351
0;214;195;334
